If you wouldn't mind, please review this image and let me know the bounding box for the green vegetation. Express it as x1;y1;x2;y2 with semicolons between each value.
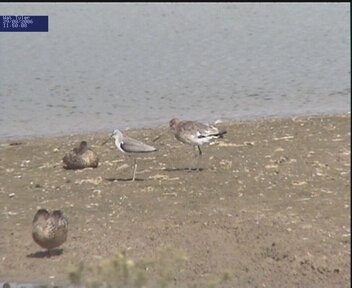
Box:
68;248;188;288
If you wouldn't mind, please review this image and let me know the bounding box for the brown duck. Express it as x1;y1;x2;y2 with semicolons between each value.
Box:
63;141;99;169
32;209;68;256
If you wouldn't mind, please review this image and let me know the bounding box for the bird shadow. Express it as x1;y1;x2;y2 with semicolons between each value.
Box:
27;248;63;258
104;177;145;182
63;165;93;170
163;167;205;172
63;166;78;170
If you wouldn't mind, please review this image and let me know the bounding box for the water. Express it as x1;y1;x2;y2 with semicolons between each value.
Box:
0;3;350;140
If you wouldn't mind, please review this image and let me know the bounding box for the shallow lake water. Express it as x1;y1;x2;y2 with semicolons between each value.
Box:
0;3;350;140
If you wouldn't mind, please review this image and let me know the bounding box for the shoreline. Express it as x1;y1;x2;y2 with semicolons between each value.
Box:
1;111;350;143
0;113;350;287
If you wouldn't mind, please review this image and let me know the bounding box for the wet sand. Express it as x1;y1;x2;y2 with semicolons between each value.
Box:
0;114;350;287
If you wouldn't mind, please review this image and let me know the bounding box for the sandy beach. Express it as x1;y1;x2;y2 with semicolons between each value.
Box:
0;114;350;287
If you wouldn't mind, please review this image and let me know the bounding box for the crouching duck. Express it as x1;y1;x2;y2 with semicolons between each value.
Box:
63;141;99;169
32;209;68;257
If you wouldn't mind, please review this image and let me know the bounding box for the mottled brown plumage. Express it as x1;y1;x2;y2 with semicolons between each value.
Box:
169;118;227;154
32;209;68;256
63;141;99;169
169;118;227;170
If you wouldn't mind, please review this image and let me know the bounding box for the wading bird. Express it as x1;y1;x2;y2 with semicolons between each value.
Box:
169;118;227;170
102;129;157;181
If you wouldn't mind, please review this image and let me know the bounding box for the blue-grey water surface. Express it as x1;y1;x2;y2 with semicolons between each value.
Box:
0;3;350;140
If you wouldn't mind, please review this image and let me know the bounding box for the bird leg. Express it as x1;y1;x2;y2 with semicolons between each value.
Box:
189;146;197;171
196;145;203;171
190;146;203;171
197;145;202;156
131;158;138;181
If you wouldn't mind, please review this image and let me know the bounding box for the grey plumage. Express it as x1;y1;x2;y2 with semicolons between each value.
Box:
120;137;157;153
169;118;227;169
103;129;157;181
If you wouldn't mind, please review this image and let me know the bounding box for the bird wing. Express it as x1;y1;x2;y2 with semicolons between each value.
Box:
181;121;220;139
121;137;157;153
63;153;86;169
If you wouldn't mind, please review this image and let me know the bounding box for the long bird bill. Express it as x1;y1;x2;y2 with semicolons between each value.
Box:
101;133;113;146
152;132;166;142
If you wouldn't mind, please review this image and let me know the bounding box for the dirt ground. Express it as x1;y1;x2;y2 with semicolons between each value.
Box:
0;114;350;287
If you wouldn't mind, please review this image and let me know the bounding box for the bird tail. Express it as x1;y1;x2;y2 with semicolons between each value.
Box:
198;130;227;139
217;130;227;138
